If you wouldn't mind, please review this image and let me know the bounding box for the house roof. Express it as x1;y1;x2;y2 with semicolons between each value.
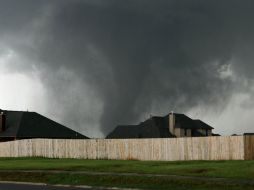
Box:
172;113;197;129
106;125;140;139
139;116;175;138
0;109;89;139
193;119;214;130
169;113;213;130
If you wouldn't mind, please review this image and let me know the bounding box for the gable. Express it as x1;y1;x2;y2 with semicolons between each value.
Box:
17;112;87;139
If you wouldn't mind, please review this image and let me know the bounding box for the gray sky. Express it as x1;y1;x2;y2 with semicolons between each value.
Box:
1;0;254;137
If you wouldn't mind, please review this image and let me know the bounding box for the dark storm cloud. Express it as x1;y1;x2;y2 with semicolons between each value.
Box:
1;0;254;136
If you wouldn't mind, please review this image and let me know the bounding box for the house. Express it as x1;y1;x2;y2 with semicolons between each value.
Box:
0;109;89;141
244;133;254;136
106;112;214;139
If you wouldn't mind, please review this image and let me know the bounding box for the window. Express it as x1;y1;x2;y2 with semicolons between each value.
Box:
205;129;208;136
191;129;194;136
184;129;187;136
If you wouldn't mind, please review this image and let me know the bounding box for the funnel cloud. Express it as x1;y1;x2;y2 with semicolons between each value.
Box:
1;0;254;137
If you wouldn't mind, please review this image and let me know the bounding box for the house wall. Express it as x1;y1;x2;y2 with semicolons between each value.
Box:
187;129;192;137
175;129;191;137
0;136;248;161
174;128;181;137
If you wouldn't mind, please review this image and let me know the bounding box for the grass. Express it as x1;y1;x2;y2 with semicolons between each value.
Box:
0;158;254;189
0;158;254;179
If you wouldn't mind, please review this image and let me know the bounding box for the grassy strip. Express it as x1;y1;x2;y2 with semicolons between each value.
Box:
0;172;253;190
0;158;254;179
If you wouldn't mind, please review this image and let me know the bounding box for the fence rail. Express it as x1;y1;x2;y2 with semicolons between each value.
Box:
0;136;253;161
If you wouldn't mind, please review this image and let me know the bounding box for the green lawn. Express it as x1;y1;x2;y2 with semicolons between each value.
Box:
0;158;254;179
0;158;253;189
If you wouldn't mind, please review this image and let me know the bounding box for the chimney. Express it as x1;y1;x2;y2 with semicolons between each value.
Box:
169;111;175;135
0;112;6;132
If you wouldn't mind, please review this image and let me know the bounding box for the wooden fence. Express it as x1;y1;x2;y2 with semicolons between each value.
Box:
0;136;253;161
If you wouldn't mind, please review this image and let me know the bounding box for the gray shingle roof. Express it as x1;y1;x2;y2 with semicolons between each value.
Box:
193;119;214;130
0;109;88;139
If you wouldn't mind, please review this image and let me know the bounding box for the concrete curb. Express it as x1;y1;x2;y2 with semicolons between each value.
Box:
0;181;143;190
0;181;46;186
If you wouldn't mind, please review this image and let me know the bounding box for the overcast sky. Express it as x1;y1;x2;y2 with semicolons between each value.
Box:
1;0;254;137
